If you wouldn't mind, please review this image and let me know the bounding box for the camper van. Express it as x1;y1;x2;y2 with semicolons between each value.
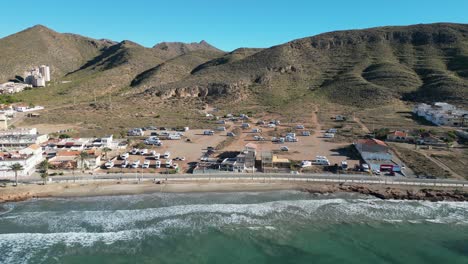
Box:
203;130;214;136
142;160;151;169
120;153;129;160
131;160;140;168
163;152;171;159
104;160;114;169
139;149;148;155
312;156;330;166
155;160;161;168
165;159;173;167
121;160;129;168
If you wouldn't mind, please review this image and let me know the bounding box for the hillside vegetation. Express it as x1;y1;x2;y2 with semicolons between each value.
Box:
1;23;467;114
141;23;468;107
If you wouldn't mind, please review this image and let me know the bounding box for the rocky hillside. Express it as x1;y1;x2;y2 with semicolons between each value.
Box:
140;23;468;107
1;23;467;109
0;25;114;82
153;41;223;59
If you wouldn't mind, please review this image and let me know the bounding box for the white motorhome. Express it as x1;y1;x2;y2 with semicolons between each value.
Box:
155;160;161;168
142;160;151;169
131;160;140;168
120;153;129;160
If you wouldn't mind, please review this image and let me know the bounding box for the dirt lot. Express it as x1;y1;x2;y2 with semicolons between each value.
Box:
217;109;361;169
389;143;453;179
98;129;228;173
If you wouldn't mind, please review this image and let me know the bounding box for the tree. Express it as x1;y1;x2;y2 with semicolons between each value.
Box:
9;163;23;187
102;147;112;160
76;151;90;172
38;159;50;174
40;172;48;185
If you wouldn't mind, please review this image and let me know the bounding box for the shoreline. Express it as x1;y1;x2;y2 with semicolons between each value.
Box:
1;180;468;204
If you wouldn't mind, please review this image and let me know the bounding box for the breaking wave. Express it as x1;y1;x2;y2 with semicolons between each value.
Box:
1;192;468;263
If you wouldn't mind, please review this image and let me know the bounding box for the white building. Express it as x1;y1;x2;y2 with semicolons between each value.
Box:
413;103;468;127
0;144;44;178
24;65;50;87
0;114;7;130
39;65;51;82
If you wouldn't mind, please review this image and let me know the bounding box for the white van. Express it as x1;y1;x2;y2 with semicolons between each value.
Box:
165;159;172;167
155;160;161;168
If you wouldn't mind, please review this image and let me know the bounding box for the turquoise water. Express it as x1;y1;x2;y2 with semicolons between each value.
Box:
0;191;467;264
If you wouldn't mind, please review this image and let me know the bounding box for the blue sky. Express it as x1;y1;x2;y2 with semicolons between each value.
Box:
1;0;467;51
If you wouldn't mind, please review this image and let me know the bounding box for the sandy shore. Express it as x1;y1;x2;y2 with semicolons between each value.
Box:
1;180;467;203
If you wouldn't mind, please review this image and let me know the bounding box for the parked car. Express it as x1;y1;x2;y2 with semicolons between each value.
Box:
280;146;289;151
227;132;236;137
172;163;179;170
120;153;129;160
155;160;161;168
175;157;185;161
121;160;129;168
163;152;171;159
372;169;381;175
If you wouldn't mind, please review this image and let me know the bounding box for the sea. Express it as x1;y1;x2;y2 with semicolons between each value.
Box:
0;191;467;264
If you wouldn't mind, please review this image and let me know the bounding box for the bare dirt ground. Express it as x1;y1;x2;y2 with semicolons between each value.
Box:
99;129;227;173
217;105;361;168
17;123;80;135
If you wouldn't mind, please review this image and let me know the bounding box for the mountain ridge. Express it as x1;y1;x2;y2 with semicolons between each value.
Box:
1;23;467;109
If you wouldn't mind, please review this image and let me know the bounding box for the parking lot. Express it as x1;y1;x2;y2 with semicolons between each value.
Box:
99;129;228;173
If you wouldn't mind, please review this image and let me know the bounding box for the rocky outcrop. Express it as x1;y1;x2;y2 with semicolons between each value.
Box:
146;80;251;99
304;184;468;202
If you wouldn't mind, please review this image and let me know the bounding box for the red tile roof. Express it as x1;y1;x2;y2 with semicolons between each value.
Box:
357;138;388;147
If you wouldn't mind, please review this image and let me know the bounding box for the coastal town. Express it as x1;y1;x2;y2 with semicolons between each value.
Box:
0;93;466;185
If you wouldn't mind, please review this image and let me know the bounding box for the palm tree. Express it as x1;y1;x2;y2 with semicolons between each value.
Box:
102;147;112;160
9;163;23;187
40;172;48;185
76;151;90;173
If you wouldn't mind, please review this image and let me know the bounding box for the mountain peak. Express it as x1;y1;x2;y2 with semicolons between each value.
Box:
152;40;223;59
25;24;56;34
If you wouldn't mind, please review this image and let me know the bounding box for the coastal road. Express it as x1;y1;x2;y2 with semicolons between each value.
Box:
18;173;468;189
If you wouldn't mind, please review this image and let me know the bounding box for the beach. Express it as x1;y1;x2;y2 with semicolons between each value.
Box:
1;180;467;204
